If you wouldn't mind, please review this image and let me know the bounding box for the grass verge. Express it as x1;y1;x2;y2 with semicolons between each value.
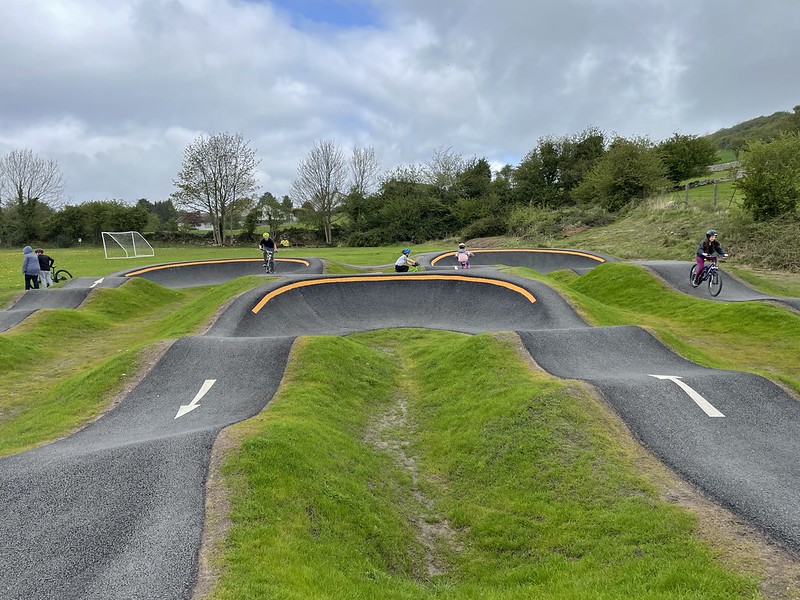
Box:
0;276;264;456
510;263;800;394
207;331;761;599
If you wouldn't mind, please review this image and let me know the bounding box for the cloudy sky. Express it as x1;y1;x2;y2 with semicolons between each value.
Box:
1;0;798;205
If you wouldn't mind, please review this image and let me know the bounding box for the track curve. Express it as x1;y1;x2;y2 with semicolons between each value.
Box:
2;249;800;599
114;256;324;288
638;260;800;311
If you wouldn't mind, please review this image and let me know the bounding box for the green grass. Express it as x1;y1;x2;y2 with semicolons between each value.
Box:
208;331;759;599
727;266;800;297
0;276;264;456
672;180;740;207
715;149;738;163
507;263;800;393
0;244;445;306
2;240;799;595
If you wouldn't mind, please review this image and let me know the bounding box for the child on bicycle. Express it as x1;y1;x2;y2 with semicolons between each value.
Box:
258;232;276;270
394;248;419;272
455;243;473;269
693;229;728;287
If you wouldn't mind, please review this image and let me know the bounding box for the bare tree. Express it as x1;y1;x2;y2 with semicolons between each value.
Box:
292;139;348;245
0;148;65;243
349;145;380;196
172;132;259;245
0;148;64;207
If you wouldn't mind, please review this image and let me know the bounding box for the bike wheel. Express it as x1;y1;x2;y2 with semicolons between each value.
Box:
689;264;698;287
55;269;73;283
708;270;723;296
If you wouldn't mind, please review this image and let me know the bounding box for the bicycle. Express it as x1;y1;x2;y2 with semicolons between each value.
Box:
262;249;276;274
51;263;73;284
409;262;425;272
689;256;725;297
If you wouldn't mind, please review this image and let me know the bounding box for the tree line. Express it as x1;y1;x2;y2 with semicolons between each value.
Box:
2;110;799;248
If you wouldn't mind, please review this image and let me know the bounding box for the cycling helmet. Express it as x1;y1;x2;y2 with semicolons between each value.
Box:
459;243;466;248
402;248;410;255
706;229;718;237
263;232;269;237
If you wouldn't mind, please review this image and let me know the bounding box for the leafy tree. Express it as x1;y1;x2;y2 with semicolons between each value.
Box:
256;191;292;224
44;201;148;244
280;195;293;219
136;198;178;231
242;207;261;241
512;128;605;209
43;205;85;246
375;179;454;242
454;157;492;199
172;132;259;245
513;143;561;209
490;164;515;209
738;133;800;220
657;133;718;183
558;127;606;192
292;139;348;245
422;146;466;191
152;200;179;225
573;136;668;212
790;105;800;133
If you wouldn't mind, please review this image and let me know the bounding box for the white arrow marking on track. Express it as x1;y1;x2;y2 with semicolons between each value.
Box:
89;277;105;288
648;375;725;417
175;379;217;419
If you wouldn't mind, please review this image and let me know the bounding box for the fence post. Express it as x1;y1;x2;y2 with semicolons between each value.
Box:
685;183;690;206
713;182;718;206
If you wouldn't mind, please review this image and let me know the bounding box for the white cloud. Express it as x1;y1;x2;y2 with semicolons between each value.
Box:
1;0;799;204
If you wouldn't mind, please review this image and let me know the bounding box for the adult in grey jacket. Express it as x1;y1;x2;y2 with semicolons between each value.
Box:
22;245;41;289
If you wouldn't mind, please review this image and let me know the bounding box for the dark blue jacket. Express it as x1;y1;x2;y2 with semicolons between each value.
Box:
696;239;725;257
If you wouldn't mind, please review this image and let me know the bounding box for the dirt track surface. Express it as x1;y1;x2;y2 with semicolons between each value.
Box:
2;249;799;599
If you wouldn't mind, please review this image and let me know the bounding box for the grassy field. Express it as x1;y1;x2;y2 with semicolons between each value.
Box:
0;243;446;306
3;236;800;597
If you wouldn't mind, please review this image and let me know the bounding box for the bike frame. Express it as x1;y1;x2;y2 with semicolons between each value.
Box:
263;249;275;273
699;257;718;280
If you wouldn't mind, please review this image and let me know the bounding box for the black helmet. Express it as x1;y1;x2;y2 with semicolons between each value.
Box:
706;229;717;237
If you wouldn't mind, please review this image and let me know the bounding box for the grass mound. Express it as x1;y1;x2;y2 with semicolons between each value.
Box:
209;331;758;599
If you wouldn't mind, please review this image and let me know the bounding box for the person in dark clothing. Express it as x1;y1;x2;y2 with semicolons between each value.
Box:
693;229;728;286
36;248;55;288
258;232;276;271
21;245;41;290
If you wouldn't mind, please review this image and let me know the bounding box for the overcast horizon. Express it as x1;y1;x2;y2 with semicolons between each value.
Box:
1;0;799;206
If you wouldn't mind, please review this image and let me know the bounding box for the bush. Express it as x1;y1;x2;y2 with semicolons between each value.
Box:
347;229;386;247
460;216;508;240
724;209;800;271
739;133;800;220
507;206;614;243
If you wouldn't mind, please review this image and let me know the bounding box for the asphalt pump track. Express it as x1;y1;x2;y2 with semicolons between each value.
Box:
1;251;799;599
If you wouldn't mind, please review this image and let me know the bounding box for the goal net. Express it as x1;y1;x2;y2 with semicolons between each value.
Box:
102;231;155;259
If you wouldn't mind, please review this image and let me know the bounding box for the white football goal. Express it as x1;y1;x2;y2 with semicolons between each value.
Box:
102;231;155;259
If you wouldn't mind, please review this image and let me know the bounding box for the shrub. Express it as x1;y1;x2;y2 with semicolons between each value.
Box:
461;215;508;240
